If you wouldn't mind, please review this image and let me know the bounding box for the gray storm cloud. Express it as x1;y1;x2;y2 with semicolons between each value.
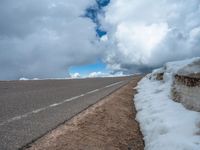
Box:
102;0;200;73
1;0;200;79
0;0;101;80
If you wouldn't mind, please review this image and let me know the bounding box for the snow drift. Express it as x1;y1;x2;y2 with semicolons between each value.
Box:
134;57;200;150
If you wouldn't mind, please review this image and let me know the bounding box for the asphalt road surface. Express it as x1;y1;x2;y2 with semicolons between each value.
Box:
0;76;134;150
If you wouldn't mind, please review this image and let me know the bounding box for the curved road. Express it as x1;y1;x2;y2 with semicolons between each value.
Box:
0;76;133;150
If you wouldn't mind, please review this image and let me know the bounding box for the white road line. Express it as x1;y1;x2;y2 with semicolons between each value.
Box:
105;81;123;88
0;80;125;126
86;89;99;94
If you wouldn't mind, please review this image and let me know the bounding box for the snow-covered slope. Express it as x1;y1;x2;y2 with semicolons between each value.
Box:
134;58;200;150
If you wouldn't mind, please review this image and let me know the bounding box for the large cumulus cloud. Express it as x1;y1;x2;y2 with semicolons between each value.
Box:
0;0;102;79
102;0;200;73
1;0;200;79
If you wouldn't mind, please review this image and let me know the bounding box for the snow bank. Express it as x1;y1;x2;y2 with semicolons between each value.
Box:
134;58;200;150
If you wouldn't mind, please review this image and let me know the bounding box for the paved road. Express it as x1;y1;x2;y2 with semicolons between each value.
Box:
0;76;134;150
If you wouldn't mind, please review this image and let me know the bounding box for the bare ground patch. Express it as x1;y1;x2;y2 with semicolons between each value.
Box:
26;76;144;150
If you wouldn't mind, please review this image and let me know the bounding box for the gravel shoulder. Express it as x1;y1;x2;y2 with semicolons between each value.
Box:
25;76;144;150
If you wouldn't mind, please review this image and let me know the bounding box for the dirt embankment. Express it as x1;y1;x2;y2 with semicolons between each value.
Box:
26;76;144;150
172;74;200;111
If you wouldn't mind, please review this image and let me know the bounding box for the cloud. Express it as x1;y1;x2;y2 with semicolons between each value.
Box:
88;71;108;77
70;73;81;79
88;71;127;78
102;0;200;73
1;0;200;79
0;0;103;80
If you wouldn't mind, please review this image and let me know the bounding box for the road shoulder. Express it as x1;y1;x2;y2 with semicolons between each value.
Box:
25;76;144;150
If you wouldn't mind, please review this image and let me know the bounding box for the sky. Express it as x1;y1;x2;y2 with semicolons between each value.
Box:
69;60;108;77
0;0;200;80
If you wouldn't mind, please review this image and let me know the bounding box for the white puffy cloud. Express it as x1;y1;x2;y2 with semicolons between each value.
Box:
88;71;127;78
88;71;108;78
19;77;29;81
0;0;102;80
102;0;200;73
70;73;81;79
1;0;200;79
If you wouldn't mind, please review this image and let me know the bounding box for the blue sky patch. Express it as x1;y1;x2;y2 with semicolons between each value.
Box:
96;28;107;37
96;0;110;8
84;0;110;37
71;0;110;76
69;60;108;76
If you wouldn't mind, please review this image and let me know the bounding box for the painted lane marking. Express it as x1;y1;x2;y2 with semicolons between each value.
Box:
86;89;99;94
0;80;125;126
105;81;123;88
